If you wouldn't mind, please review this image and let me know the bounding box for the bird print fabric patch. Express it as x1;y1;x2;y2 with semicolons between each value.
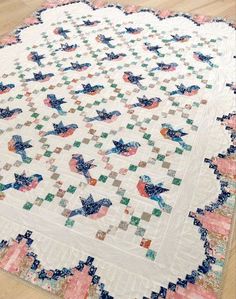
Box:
0;1;235;298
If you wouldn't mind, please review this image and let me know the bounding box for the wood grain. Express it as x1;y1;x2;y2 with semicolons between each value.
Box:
0;1;235;298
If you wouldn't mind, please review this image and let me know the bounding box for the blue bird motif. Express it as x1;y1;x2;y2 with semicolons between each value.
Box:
79;20;101;26
0;172;43;192
151;62;178;72
75;83;104;95
120;27;143;34
105;139;140;156
25;72;54;82
8;135;32;162
53;27;70;39
137;175;172;213
68;194;112;218
193;52;214;67
127;95;161;109
55;43;78;52
101;52;126;61
163;34;191;43
69;154;96;183
0;82;15;94
0;107;22;119
170;84;200;96
44;94;67;115
144;43;162;56
85;109;121;123
27;51;45;66
63;62;91;72
43;121;78;137
123;71;145;89
226;82;236;94
160;123;191;150
96;34;115;48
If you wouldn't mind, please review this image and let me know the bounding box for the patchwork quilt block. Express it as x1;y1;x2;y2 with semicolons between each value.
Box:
0;1;235;298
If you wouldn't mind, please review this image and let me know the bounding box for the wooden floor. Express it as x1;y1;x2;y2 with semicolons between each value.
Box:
0;1;235;298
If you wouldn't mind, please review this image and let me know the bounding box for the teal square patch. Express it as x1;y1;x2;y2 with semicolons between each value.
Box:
45;193;55;202
146;249;156;261
65;218;75;228
172;178;182;186
23;202;33;210
120;197;130;205
130;216;140;226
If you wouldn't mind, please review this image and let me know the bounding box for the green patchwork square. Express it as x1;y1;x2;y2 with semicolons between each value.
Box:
206;84;212;89
148;140;154;146
95;142;103;148
16;94;23;99
146;249;156;261
73;140;81;148
45;193;55;202
59;199;68;208
143;133;151;140
186;119;193;125
35;124;43;130
77;106;84;111
31;113;39;118
172;178;182;186
129;164;137;172
175;147;183;155
172;101;179;107
101;132;108;138
67;185;77;194
157;154;165;161
120;197;130;205
126;123;134;130
23;202;33;210
130;216;140;226
99;175;108;183
152;208;162;217
160;86;166;91
65;218;75;228
44;150;52;157
43;116;50;121
117;93;124;98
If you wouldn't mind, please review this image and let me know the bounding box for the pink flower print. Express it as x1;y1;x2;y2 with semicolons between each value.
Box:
124;5;139;14
24;17;39;25
0;35;17;46
193;15;211;24
93;0;106;9
157;10;172;19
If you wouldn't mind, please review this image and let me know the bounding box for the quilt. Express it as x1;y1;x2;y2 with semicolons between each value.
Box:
0;1;235;298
